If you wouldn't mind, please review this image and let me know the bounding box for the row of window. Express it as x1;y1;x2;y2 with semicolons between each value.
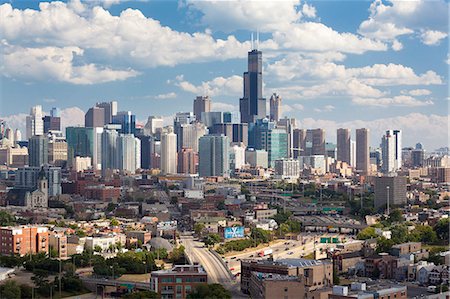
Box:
160;276;207;283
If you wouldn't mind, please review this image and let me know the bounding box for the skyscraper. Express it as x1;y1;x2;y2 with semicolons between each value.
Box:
356;128;370;174
112;111;136;134
177;122;207;152
43;115;61;133
144;116;163;136
198;135;230;177
381;130;402;173
193;96;211;122
28;135;48;167
161;131;177;174
26;105;44;139
101;127;120;172
308;129;325;156
85;107;105;128
96;101;117;124
118;134;141;173
292;129;306;158
239;49;266;123
268;129;288;167
269;93;281;122
336;128;351;164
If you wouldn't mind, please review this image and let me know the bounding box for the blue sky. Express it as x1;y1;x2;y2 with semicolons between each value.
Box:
0;0;448;149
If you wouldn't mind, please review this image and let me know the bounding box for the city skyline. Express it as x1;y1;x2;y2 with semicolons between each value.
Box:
0;0;448;150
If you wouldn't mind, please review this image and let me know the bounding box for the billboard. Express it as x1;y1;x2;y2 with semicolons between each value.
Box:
224;226;245;239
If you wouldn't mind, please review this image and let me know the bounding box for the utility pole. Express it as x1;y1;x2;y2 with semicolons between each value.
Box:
386;186;390;216
59;258;62;299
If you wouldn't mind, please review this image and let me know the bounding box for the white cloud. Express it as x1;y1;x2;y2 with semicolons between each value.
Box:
0;2;252;71
186;0;302;32
298;113;448;150
272;22;387;54
358;0;448;45
154;92;177;100
1;44;139;84
401;89;432;96
175;75;242;97
352;95;433;107
302;3;316;18
420;30;448;46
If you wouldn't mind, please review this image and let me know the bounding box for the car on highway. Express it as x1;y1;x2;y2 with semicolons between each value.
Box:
288;252;294;255
285;247;289;251
231;257;236;260
230;268;235;271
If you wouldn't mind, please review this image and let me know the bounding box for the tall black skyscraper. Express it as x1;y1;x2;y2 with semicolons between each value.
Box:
240;48;266;123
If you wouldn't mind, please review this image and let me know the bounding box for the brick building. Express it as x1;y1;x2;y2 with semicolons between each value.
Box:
0;226;49;256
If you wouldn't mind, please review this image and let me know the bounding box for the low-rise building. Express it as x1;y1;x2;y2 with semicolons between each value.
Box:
49;232;68;259
328;283;406;299
150;265;207;299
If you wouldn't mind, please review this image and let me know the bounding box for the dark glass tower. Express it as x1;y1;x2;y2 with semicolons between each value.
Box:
240;49;266;123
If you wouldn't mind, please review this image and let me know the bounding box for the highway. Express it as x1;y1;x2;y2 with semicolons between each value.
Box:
180;236;248;298
225;233;354;275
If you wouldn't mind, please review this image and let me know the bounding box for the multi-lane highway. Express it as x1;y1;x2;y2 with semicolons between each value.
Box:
180;236;247;298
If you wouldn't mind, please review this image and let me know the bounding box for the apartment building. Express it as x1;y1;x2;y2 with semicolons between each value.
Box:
0;226;49;256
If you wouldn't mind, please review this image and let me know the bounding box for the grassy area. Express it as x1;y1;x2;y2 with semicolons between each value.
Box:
116;273;150;282
423;244;449;253
302;252;314;259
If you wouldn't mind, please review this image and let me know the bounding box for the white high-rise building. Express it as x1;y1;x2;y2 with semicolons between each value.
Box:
381;130;402;173
161;131;177;174
26;105;44;139
144;116;163;136
118;134;141;172
14;129;22;144
230;144;246;170
93;127;103;170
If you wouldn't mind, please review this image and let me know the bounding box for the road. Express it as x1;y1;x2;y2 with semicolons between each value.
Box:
180;236;248;298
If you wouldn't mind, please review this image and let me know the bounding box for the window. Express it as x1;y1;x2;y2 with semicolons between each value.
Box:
284;288;288;292
185;286;191;294
176;278;182;283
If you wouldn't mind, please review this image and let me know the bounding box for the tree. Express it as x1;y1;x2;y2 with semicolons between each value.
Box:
110;218;120;226
204;234;221;246
0;280;21;299
357;227;378;240
94;245;103;253
434;218;449;241
187;284;231;299
388;209;403;223
409;225;438;244
169;246;186;264
376;237;394;253
0;210;16;226
391;224;409;244
194;223;206;236
251;228;270;243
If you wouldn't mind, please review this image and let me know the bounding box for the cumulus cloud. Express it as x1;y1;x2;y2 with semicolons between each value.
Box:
352;95;433;107
358;0;448;46
301;3;317;18
0;2;252;71
186;0;302;32
175;75;242;97
420;30;448;46
1;44;139;84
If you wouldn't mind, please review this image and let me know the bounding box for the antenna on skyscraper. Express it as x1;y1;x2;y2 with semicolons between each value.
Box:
251;32;254;50
256;29;260;50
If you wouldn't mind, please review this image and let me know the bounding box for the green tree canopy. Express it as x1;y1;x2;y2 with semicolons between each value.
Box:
187;283;231;299
0;210;16;226
357;227;378;240
0;280;21;299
